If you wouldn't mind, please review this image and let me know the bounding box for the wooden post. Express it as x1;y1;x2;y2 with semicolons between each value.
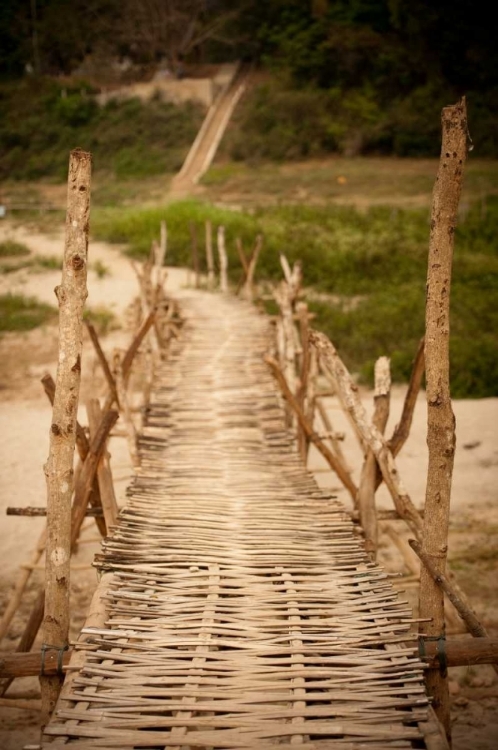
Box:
311;331;424;539
205;220;215;289
87;400;119;530
84;320;120;409
357;356;391;558
189;221;200;288
159;220;167;266
41;148;91;726
388;337;425;458
42;373;107;538
419;98;468;743
113;350;139;468
217;226;228;293
296;302;310;461
265;355;358;500
242;234;263;301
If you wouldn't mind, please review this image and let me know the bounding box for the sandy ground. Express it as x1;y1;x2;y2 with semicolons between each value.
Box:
0;222;496;748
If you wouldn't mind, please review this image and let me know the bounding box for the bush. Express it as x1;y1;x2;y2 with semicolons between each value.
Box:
0;293;57;331
221;76;498;160
0;77;203;181
0;239;30;257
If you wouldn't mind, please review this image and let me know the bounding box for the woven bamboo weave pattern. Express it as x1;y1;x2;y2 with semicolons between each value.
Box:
43;292;429;748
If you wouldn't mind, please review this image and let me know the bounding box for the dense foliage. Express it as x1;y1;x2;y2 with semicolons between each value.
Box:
1;1;497;159
0;77;202;180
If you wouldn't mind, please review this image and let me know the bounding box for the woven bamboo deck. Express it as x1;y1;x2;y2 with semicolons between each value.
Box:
43;292;430;749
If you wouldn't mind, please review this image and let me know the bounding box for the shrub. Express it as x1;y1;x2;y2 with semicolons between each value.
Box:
0;239;30;257
0;77;203;181
0;293;57;331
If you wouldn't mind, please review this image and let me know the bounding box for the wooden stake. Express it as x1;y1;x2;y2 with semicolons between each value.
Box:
41;148;91;726
419;97;468;742
0;410;117;699
159;220;167;268
6;507;104;517
86;400;119;530
205;220;215;289
113;350;139;467
311;331;424;539
265;355;358;500
296;302;310;461
242;234;263;301
315;398;352;480
84;320;120;409
236;237;249;276
357;356;391;558
217;226;228;293
41;373;106;538
410;540;498;662
70;409;119;549
388;337;425;458
121;309;157;386
189;221;200;288
41;374;89;458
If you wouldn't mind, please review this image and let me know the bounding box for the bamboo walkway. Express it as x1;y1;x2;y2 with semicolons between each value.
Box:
43;292;430;749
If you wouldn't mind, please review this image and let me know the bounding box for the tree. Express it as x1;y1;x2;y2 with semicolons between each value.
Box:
117;0;242;67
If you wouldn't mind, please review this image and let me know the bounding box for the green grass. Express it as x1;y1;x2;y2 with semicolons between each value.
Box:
0;239;30;257
92;195;498;398
0;293;57;331
0;253;61;273
34;254;61;270
201;156;498;209
83;306;117;335
91;260;110;279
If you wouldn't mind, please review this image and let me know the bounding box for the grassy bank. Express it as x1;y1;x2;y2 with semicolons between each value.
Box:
92;196;498;399
0;77;203;181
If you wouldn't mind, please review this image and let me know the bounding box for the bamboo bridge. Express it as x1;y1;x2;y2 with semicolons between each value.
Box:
40;289;433;749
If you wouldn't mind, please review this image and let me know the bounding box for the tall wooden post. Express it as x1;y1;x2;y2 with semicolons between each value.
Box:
189;221;200;288
40;149;91;728
419;98;468;744
217;226;228;293
205;220;215;289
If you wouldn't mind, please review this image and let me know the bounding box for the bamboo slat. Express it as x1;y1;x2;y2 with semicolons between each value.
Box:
42;292;428;748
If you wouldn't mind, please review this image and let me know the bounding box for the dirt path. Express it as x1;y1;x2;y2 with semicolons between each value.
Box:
171;64;250;193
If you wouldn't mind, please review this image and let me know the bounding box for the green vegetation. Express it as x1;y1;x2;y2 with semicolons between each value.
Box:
0;78;203;181
0;252;61;274
0;293;57;331
223;77;497;161
83;306;117;335
34;255;61;270
0;239;30;257
92;260;111;279
92;196;498;398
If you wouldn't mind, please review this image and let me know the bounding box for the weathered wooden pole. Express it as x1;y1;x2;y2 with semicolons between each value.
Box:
419;98;468;743
205;220;215;289
217;226;228;293
357;356;391;558
189;221;200;288
242;234;263;301
40;149;91;727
